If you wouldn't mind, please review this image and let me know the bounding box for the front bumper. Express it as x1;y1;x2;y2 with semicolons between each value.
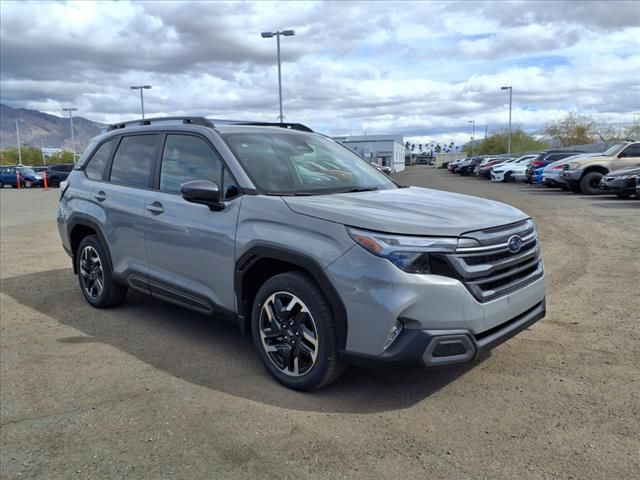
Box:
327;242;547;362
598;177;637;196
343;299;546;368
560;169;582;181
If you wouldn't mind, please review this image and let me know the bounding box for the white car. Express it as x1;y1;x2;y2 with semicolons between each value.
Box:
511;161;535;182
491;154;538;182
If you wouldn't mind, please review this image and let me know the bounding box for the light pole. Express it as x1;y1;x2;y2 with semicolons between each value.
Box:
261;29;295;123
501;86;512;155
468;120;475;157
15;119;22;165
130;85;152;119
62;107;78;163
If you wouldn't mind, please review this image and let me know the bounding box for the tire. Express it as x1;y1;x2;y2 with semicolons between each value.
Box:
251;271;346;391
76;235;127;308
504;172;513;183
579;172;604;195
50;177;60;188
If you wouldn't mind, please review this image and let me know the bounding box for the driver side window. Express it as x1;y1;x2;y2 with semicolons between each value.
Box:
160;135;222;194
620;144;640;158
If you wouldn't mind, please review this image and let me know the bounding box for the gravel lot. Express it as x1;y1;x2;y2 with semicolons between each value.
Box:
1;169;639;480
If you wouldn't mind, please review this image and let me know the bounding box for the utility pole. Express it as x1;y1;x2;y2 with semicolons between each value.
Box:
468;120;475;157
501;86;513;155
130;85;152;119
15;119;22;165
485;124;488;140
62;107;78;163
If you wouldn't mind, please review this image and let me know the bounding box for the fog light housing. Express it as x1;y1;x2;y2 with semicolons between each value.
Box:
383;320;403;350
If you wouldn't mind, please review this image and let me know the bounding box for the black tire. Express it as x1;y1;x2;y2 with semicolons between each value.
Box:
504;172;513;183
251;271;346;391
76;235;127;308
50;177;60;188
579;171;604;195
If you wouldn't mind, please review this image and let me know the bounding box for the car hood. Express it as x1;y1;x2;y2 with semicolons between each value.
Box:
282;186;528;237
608;165;640;177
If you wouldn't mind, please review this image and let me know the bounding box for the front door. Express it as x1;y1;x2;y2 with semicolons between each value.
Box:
613;143;640;170
143;133;241;314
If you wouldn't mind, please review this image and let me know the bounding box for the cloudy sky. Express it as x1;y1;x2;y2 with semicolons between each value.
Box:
1;0;639;146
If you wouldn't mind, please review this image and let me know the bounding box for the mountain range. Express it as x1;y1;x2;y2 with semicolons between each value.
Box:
0;104;104;153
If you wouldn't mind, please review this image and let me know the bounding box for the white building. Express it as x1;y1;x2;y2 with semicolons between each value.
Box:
41;147;62;158
333;135;406;172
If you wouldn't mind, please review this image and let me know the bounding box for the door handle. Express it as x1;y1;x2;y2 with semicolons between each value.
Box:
94;191;106;202
146;202;164;214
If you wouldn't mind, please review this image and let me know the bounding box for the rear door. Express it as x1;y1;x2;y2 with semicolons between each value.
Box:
143;133;242;313
97;134;160;286
613;143;640;170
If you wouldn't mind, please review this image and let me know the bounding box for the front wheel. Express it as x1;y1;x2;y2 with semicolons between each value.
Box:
50;177;60;188
76;235;127;308
251;272;345;391
579;172;604;195
504;172;513;183
24;180;33;188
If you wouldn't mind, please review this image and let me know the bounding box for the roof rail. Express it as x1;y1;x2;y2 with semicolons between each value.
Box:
209;119;313;133
107;116;214;131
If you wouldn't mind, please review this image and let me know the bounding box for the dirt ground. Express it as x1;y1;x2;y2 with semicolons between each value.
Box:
1;169;639;480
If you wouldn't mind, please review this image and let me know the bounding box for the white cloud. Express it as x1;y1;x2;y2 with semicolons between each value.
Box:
1;0;638;142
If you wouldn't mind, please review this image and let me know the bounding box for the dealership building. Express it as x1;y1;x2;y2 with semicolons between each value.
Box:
333;135;406;172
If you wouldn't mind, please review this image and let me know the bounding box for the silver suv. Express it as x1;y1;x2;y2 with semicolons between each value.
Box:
58;117;546;390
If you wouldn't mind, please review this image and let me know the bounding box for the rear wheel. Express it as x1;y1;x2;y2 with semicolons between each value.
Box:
76;235;127;308
580;172;604;195
251;272;345;391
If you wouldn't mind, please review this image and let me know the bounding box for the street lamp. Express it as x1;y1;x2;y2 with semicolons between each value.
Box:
501;86;512;155
468;120;475;157
62;107;78;163
130;85;152;119
15;119;22;165
261;29;295;124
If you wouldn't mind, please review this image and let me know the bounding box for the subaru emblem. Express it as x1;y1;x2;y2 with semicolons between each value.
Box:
507;235;523;253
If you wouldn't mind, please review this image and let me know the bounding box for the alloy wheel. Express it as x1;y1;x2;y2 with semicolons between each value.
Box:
259;292;319;377
79;245;104;299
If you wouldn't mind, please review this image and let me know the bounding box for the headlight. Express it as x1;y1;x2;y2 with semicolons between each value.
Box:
568;161;580;169
346;227;473;273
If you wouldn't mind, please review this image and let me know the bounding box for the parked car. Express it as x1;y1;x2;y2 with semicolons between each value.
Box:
58;116;546;391
491;154;538;182
458;157;483;176
637;175;640;198
597;164;640;198
0;166;43;188
448;158;466;173
533;167;545;184
525;151;585;184
560;141;640;194
477;159;506;179
511;161;536;182
46;164;75;187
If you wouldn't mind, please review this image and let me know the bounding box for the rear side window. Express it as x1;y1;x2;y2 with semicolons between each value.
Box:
85;139;117;181
109;135;159;188
621;144;640;157
159;134;222;194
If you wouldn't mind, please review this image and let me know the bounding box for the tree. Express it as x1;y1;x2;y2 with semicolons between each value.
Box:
467;128;548;155
543;113;596;147
0;147;75;165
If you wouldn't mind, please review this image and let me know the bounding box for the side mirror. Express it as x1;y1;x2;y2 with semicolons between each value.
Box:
180;180;224;211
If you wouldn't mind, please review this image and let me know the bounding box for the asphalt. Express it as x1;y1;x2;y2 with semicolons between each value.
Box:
1;170;639;479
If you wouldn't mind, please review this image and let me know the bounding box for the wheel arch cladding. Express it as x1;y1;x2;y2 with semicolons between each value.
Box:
67;216;113;275
582;165;609;177
235;246;348;350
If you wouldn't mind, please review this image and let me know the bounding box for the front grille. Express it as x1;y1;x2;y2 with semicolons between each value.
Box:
445;220;543;302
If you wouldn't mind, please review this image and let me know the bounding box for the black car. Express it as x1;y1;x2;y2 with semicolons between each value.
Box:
525;150;584;184
598;164;640;199
46;164;74;187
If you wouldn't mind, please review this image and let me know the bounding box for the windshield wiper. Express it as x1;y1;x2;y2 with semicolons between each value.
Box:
338;187;379;193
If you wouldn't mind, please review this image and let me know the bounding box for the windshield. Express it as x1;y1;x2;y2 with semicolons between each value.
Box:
602;144;626;156
17;167;36;176
221;131;397;195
